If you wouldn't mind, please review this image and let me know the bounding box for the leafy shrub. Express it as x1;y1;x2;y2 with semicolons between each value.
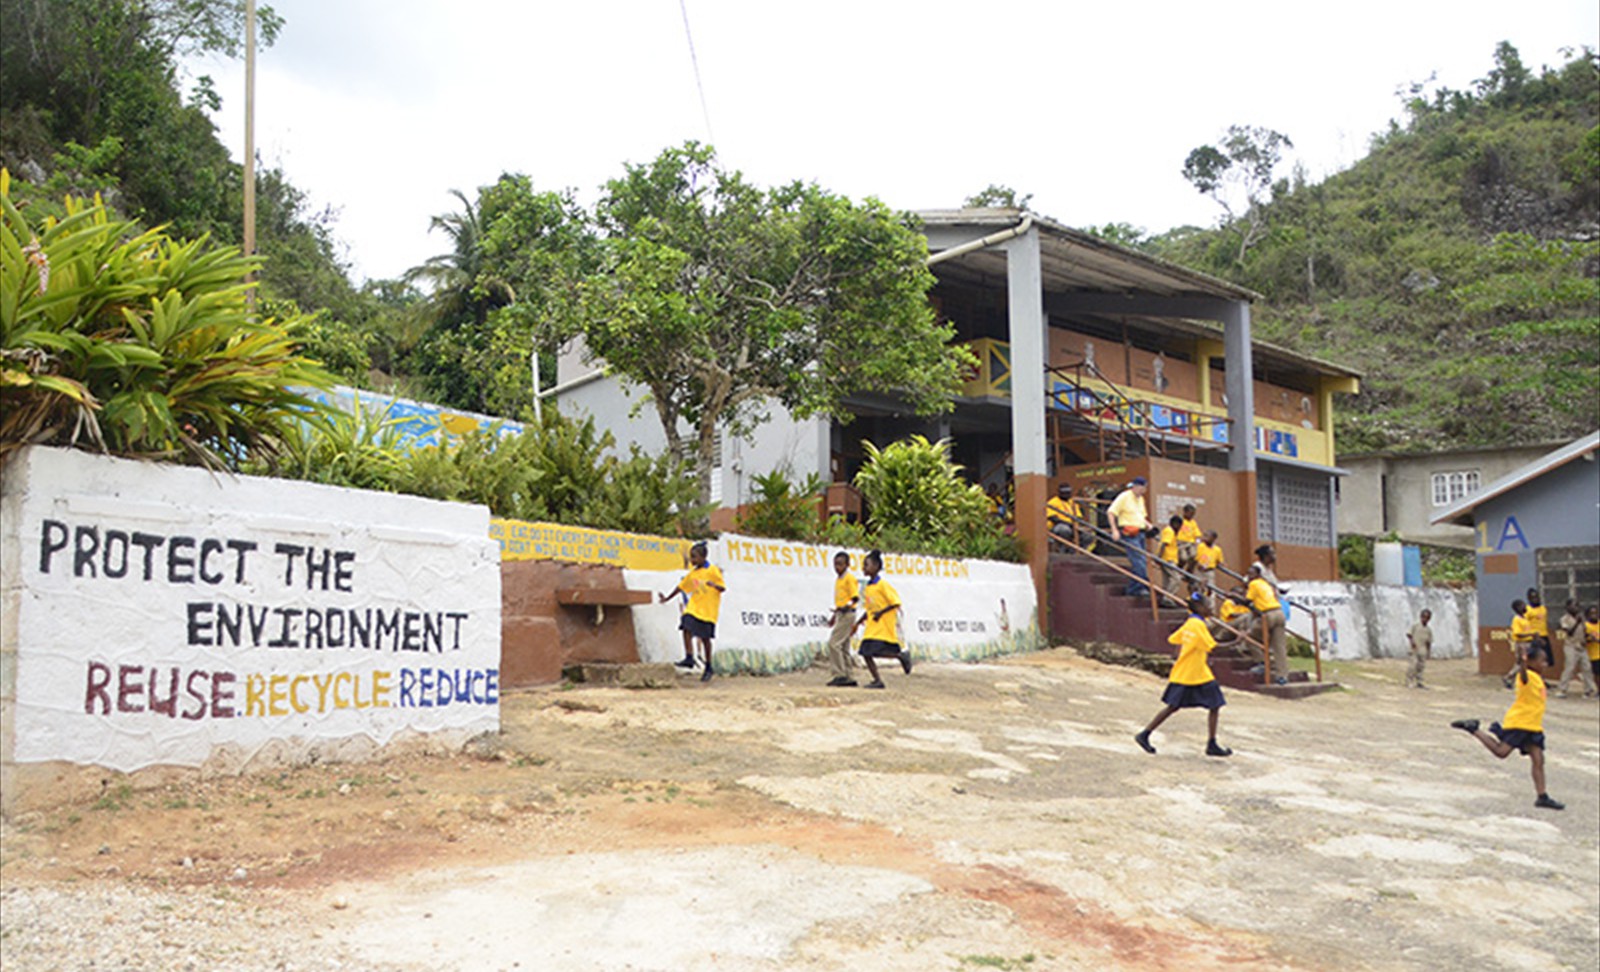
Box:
260;405;702;536
853;435;1020;562
249;392;403;491
737;468;824;540
1;171;332;468
1338;534;1374;579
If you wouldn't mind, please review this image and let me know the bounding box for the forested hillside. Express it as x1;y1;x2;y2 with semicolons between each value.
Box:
1151;44;1599;454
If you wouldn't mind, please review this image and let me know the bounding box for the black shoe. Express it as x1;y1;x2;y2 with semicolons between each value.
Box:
700;665;713;683
1502;674;1515;689
865;680;886;690
1205;741;1233;757
1134;731;1156;754
1449;719;1480;734
1534;794;1565;810
899;652;913;675
675;657;697;669
826;676;858;687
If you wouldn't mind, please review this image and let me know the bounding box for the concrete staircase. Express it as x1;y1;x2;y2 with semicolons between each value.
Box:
1048;553;1339;700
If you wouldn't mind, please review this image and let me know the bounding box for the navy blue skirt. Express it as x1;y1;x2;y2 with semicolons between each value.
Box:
859;638;902;658
679;615;716;640
1162;680;1226;710
1490;723;1546;753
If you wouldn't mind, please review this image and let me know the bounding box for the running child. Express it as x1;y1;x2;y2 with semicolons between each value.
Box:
825;550;860;687
659;541;725;683
1135;593;1232;757
1451;643;1564;810
852;550;912;689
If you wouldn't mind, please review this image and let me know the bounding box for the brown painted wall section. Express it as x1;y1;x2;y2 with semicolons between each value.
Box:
501;561;643;688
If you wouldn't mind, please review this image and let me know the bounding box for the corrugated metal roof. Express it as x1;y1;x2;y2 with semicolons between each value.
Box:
918;208;1260;301
918;209;1361;381
1429;431;1600;526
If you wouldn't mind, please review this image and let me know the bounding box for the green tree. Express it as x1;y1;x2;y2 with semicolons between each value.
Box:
548;142;974;508
963;185;1033;209
1182;125;1294;265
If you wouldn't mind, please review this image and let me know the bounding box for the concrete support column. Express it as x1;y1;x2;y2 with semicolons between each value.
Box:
1221;301;1255;474
1221;300;1260;546
1004;228;1049;613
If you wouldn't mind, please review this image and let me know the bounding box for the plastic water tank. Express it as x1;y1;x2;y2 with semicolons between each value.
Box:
1373;541;1404;586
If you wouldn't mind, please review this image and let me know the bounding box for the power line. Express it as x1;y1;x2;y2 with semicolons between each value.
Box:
678;0;716;146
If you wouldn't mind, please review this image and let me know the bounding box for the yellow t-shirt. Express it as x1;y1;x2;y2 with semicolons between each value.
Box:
675;564;725;623
861;576;902;644
1525;605;1548;637
1158;526;1179;562
1502;669;1546;733
1195;542;1224;570
1509;614;1533;645
1246;577;1280;613
1219;599;1249;623
1106;489;1150;534
1167;615;1218;685
1045;496;1081;525
1177;517;1202;543
833;572;860;610
1584;620;1599;661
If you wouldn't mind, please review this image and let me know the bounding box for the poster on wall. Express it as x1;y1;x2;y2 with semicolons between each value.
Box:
5;448;502;772
623;534;1042;673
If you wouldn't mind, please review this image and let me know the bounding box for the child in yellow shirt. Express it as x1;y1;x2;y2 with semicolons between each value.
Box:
1452;644;1563;810
1135;594;1231;757
851;550;912;689
1156;515;1182;605
659;541;725;683
1176;504;1202;572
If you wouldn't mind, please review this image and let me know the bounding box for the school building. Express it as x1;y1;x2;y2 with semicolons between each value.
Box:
1431;431;1600;674
550;208;1362;614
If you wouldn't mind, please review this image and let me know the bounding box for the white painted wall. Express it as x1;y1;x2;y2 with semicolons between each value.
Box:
1;447;501;776
1284;581;1477;661
555;369;831;507
624;534;1042;673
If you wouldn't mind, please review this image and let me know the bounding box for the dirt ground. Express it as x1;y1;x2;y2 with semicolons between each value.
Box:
2;649;1597;972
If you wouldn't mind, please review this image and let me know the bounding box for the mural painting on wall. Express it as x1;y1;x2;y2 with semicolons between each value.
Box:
306;385;524;450
9;452;501;772
623;536;1043;675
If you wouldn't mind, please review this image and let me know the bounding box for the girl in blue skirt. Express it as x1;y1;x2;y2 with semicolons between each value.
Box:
1136;593;1232;757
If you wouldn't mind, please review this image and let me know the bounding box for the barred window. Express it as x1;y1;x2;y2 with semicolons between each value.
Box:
1430;469;1480;507
1258;468;1333;548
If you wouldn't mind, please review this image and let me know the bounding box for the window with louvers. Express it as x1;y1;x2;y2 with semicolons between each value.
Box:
1537;546;1600;612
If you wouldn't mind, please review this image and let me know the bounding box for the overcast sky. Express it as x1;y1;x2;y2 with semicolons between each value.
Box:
187;0;1599;284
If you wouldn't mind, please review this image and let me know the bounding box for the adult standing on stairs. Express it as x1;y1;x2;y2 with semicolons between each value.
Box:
1108;477;1155;598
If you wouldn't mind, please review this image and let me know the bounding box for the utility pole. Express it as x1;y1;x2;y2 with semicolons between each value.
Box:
243;0;257;311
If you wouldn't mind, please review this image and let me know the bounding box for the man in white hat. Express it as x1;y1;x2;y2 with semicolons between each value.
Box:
1107;477;1155;597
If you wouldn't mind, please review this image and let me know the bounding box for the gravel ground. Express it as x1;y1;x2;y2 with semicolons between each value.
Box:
0;881;412;972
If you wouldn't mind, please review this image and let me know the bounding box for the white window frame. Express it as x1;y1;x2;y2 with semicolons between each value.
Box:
1430;469;1480;507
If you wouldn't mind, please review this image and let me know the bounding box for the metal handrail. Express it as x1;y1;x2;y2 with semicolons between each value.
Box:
1046;358;1233;466
1047;517;1272;673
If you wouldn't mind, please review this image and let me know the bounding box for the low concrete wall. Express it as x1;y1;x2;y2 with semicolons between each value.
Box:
1284;581;1477;661
1;447;500;815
